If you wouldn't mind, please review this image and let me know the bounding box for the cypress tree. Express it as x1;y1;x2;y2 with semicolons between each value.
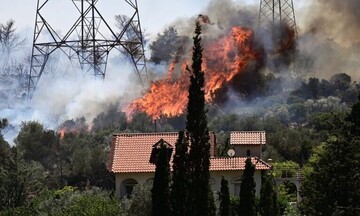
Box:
186;19;211;216
219;176;230;216
259;173;279;216
170;131;189;216
208;188;217;216
238;158;257;216
151;144;171;216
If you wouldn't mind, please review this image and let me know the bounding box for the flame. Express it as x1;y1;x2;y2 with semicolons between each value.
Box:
125;26;260;119
59;128;66;139
58;125;86;139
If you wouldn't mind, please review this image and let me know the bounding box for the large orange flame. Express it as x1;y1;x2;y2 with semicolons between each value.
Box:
125;26;260;119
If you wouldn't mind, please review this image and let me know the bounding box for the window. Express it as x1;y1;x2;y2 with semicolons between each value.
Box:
232;177;242;196
121;178;138;197
247;149;251;157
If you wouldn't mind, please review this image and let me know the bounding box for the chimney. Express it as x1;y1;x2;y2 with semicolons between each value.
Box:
209;131;217;157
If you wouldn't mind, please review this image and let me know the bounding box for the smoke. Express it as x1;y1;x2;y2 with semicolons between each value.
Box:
301;0;360;45
295;0;360;80
0;50;140;145
138;0;360;119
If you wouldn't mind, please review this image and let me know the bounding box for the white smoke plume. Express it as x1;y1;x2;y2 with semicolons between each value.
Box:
0;52;141;145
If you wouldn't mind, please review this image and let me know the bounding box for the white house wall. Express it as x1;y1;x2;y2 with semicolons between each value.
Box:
115;170;263;198
210;170;263;196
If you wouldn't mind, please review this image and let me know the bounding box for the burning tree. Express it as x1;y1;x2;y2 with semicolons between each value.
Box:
125;24;262;119
186;19;212;216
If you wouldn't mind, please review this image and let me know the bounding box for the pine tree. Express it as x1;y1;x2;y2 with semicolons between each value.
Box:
170;131;189;216
259;173;279;216
186;20;211;216
219;176;230;216
238;158;257;216
151;144;171;216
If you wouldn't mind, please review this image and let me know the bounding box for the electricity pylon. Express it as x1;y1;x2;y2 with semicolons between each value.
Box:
28;0;147;98
258;0;298;39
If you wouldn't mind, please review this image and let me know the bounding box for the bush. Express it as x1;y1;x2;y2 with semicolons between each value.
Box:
55;189;121;216
121;182;152;216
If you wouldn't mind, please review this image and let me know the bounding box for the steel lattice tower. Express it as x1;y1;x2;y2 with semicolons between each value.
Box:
258;0;298;39
28;0;147;98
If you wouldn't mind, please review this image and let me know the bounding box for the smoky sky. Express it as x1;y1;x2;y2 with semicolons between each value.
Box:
304;0;360;44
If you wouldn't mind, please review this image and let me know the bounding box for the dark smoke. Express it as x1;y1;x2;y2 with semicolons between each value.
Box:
303;0;360;45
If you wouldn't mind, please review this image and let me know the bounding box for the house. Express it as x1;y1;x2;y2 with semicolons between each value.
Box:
108;131;271;197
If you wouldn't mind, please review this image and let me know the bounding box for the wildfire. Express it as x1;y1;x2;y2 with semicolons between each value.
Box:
59;128;66;139
58;124;88;139
125;26;260;119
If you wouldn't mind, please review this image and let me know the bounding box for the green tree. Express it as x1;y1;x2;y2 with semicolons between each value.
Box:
121;182;152;216
300;135;360;215
30;187;122;216
127;112;154;132
346;92;360;136
151;144;171;216
0;147;46;211
208;188;216;216
259;173;279;216
15;121;60;173
56;189;122;216
238;158;256;216
218;176;230;216
0;118;10;164
170;131;189;216
92;105;127;132
149;26;184;64
186;20;211;216
59;130;113;190
301;92;360;215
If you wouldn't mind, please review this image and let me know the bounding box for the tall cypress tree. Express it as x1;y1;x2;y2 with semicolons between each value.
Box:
151;144;171;216
259;173;279;216
170;131;189;216
186;20;211;216
219;176;230;216
238;158;257;216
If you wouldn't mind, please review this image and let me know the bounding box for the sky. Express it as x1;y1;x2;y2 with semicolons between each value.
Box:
0;0;257;39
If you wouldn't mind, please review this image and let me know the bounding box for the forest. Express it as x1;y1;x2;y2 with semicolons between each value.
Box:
1;3;360;215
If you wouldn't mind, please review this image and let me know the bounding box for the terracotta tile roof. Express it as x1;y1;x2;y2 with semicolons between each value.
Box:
108;132;271;173
230;131;266;145
210;157;271;171
108;132;178;173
